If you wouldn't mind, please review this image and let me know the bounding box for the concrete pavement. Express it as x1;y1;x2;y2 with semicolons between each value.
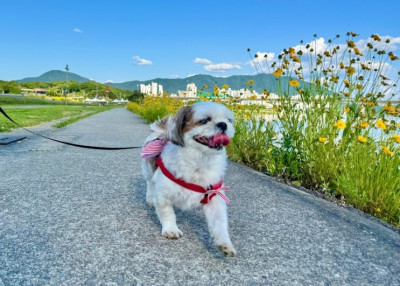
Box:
0;107;399;285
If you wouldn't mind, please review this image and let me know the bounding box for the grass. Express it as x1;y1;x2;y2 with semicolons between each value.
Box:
0;94;78;105
0;105;116;132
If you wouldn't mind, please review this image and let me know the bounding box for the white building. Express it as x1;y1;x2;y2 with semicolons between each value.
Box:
140;82;163;96
186;83;197;97
177;83;198;97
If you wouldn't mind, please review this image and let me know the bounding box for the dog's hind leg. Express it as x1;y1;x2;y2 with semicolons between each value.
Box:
203;198;236;256
145;180;155;207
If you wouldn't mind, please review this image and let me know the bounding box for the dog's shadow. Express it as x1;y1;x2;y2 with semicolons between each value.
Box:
131;178;226;258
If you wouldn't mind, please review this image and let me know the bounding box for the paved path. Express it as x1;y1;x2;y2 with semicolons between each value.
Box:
0;107;399;286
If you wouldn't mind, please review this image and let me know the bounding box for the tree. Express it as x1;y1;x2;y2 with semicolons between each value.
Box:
0;81;21;94
127;90;145;102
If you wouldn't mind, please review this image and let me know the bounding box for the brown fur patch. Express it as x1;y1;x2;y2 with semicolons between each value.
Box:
146;156;158;172
156;116;169;131
169;106;193;146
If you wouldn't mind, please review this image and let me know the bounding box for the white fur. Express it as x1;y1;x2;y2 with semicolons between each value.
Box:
141;102;236;256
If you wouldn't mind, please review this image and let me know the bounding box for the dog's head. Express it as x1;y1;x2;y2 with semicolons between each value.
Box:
167;102;234;152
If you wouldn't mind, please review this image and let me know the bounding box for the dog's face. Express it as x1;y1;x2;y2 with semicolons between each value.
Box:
167;102;235;152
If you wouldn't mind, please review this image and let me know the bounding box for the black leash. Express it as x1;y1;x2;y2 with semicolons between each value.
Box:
0;106;142;150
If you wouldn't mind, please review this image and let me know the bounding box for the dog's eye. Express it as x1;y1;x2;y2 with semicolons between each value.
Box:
199;117;211;124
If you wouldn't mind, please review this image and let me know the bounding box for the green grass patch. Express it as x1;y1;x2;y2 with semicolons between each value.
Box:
0;94;78;105
0;105;115;132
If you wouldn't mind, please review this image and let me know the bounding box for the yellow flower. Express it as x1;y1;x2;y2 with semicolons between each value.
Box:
388;52;399;61
221;84;229;89
360;121;369;128
357;135;367;143
273;68;283;77
290;55;301;63
248;80;255;84
289;80;300;87
398;122;400;128
346;66;355;76
344;106;350;113
249;95;257;100
333;120;346;129
381;146;394;156
360;63;371;71
372;34;381;41
393;134;400;143
319;137;327;143
346;40;355;48
343;80;350;88
245;114;251;120
353;47;363;56
376;119;387;130
379;74;389;80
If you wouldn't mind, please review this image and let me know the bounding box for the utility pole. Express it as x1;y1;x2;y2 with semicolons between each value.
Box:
65;64;69;105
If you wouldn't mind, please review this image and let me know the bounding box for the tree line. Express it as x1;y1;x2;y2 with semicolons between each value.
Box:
0;80;144;101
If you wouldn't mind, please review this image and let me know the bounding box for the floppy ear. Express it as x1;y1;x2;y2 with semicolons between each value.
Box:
168;106;192;147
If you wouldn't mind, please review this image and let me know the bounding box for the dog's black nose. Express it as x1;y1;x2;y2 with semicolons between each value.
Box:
216;122;227;131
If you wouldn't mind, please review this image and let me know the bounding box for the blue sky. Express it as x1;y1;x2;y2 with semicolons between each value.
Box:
1;0;400;83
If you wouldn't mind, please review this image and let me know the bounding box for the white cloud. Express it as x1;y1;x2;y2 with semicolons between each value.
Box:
194;58;212;64
105;79;113;83
204;63;241;73
73;28;83;33
247;52;276;73
132;56;153;66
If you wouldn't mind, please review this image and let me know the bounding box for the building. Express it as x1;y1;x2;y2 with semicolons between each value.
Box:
140;82;163;96
177;83;197;98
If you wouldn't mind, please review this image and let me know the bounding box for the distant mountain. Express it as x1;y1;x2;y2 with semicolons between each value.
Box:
17;70;91;83
109;74;304;95
16;71;305;95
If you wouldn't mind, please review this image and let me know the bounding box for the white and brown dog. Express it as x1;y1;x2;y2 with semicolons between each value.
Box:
141;101;236;256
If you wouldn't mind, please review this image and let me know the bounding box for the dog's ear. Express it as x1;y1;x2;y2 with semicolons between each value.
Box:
168;106;192;147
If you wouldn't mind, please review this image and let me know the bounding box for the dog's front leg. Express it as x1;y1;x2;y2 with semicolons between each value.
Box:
203;198;236;256
154;197;183;239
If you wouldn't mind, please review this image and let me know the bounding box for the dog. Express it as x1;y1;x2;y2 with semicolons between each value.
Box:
141;101;236;256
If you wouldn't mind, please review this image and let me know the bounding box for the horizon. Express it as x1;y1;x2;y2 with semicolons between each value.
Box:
16;69;283;84
2;0;400;83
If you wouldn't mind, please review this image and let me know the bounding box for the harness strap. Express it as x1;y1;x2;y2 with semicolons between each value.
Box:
155;156;230;204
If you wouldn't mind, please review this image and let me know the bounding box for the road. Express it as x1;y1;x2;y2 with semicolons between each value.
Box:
0;107;399;285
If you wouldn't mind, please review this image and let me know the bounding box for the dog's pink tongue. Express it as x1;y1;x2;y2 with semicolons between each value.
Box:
211;133;230;147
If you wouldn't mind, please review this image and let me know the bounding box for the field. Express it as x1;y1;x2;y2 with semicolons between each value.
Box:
0;95;116;132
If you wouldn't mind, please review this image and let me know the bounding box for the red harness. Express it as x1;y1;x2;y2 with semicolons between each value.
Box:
155;157;230;204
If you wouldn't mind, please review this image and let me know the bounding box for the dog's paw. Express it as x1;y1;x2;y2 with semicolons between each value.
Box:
161;227;183;239
218;243;236;257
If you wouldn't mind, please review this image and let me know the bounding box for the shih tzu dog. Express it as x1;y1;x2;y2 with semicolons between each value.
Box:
141;101;236;256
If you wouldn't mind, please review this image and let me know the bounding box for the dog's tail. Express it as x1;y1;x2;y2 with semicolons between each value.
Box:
144;116;173;145
150;116;171;136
